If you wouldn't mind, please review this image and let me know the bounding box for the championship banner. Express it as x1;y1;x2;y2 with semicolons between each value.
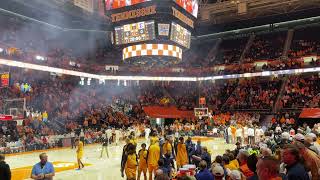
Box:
0;115;13;121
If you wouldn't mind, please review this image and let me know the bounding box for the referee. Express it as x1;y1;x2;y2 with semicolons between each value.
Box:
100;130;109;158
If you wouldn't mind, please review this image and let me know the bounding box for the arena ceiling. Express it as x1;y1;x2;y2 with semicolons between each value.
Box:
2;0;320;36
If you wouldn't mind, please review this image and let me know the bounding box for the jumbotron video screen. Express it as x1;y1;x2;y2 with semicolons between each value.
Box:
170;22;191;48
114;20;156;45
173;0;199;17
105;0;152;10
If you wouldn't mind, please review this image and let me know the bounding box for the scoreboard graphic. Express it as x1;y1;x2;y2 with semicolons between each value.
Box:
170;22;191;48
0;72;10;88
115;20;155;45
108;0;196;65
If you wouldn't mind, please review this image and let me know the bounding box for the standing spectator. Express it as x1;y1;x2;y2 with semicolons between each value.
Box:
248;126;255;145
31;153;55;180
294;141;320;180
282;144;310;180
70;130;76;149
247;154;258;180
237;150;254;178
0;154;11;180
195;160;214;180
192;146;211;168
256;156;282;180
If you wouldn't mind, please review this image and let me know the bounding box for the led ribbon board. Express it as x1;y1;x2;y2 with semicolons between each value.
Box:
123;44;183;60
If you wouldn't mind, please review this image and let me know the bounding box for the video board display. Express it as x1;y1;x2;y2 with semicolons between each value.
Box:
170;22;191;48
158;24;170;36
173;0;198;18
115;20;155;45
105;0;151;10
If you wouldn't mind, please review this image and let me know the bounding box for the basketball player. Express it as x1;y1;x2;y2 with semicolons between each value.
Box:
145;126;151;144
121;143;137;180
137;143;148;180
115;128;121;146
147;138;160;180
75;139;84;170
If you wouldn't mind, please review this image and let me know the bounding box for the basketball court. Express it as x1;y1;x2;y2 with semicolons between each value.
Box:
6;137;234;180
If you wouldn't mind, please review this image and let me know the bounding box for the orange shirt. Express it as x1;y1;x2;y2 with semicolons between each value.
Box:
231;126;236;135
280;116;286;124
240;163;254;178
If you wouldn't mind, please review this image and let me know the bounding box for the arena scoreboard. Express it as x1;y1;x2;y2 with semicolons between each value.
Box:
170;22;191;48
0;72;10;88
105;0;198;65
115;20;155;45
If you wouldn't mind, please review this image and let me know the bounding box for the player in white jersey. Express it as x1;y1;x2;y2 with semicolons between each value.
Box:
144;126;151;143
106;128;112;144
115;128;121;146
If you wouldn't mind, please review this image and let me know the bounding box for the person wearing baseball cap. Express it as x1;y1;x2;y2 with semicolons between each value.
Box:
211;164;225;180
293;133;305;143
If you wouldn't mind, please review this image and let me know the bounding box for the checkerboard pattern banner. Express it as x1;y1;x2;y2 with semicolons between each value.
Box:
123;44;183;60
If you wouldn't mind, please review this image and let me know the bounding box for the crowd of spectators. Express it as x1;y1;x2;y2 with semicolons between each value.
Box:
280;74;320;109
0;16;320;78
214;37;248;65
225;77;282;110
289;26;320;58
244;31;286;61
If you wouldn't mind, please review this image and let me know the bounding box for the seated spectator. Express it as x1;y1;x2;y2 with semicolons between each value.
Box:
195;160;214;180
211;164;225;180
229;170;243;180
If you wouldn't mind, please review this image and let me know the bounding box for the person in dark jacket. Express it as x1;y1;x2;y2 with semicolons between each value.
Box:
0;154;11;180
282;144;310;180
195;160;214;180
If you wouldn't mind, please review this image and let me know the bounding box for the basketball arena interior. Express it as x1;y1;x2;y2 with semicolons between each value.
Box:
0;0;320;180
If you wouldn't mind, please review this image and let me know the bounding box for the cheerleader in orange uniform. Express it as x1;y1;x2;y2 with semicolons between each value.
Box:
75;139;84;170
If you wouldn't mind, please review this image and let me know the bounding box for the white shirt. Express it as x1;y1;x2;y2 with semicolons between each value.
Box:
227;127;232;135
256;128;264;136
80;131;84;137
70;132;75;138
106;129;112;138
145;128;151;136
248;128;254;136
212;128;218;134
115;130;121;139
275;126;282;133
236;128;243;137
243;126;248;137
